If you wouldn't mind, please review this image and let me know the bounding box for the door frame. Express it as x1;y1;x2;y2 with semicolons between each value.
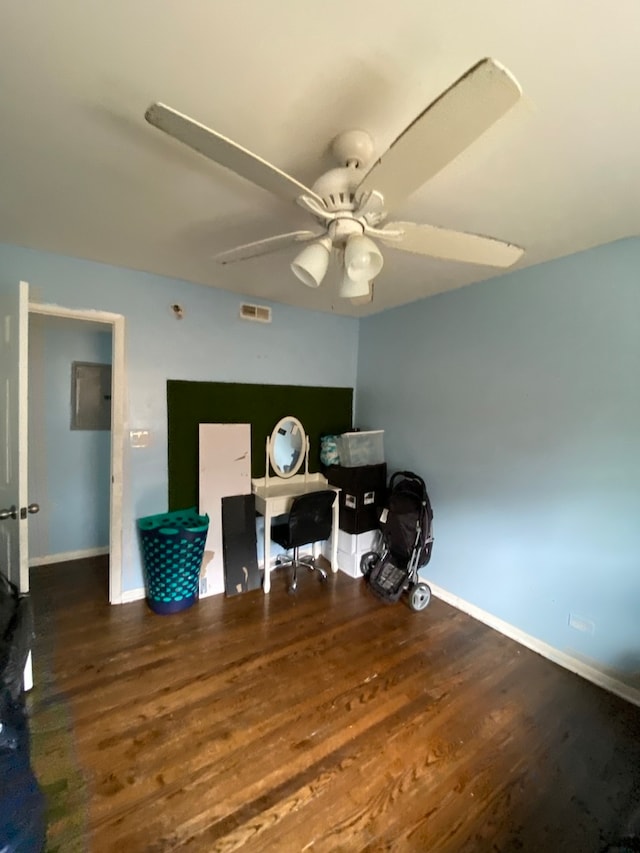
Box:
28;300;125;604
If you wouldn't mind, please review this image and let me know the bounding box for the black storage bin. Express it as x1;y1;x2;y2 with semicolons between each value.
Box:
339;505;381;535
325;463;387;534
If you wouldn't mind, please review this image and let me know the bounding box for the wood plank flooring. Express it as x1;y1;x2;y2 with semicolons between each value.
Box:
28;557;640;852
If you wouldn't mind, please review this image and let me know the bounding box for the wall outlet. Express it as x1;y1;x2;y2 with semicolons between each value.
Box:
199;576;208;597
568;613;595;634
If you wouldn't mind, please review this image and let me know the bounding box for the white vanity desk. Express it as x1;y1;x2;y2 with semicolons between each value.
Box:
252;416;340;593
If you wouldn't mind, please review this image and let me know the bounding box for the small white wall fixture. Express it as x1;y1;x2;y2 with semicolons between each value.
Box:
28;301;126;604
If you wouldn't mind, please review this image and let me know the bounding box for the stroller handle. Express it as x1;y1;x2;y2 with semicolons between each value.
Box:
389;470;427;492
388;470;433;516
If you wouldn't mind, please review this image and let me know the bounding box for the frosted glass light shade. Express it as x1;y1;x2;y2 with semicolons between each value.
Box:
350;283;373;305
344;234;383;282
291;239;331;288
339;273;371;299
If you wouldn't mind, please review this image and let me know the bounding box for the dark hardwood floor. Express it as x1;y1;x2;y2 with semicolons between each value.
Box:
28;557;640;852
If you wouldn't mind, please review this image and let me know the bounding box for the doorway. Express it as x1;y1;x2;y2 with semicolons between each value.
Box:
27;302;125;604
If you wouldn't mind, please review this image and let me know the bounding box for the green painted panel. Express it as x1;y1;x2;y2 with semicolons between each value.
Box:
167;381;353;510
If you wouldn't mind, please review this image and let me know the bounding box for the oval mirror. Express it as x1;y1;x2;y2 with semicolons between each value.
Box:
269;416;306;479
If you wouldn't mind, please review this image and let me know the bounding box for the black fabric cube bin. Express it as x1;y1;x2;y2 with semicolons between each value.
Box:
338;505;381;535
325;463;387;534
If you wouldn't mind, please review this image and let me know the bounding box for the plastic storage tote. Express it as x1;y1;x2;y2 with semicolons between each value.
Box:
137;507;209;614
335;430;384;467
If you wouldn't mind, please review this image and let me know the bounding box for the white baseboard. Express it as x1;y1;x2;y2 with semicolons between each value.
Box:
118;584;228;604
119;586;146;604
30;546;109;567
427;580;640;709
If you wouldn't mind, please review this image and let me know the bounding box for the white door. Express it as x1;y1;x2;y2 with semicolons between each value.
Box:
0;280;32;593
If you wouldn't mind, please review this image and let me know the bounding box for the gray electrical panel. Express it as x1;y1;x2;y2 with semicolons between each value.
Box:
71;362;112;430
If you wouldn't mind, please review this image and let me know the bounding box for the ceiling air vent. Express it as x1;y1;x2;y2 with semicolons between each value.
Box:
239;303;272;324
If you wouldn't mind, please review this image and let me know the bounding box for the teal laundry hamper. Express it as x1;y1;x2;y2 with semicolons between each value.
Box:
137;507;209;614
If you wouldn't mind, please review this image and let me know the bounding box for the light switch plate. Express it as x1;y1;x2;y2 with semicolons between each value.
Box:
130;429;151;448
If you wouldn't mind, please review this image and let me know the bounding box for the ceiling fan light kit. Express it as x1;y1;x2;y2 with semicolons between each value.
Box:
146;57;525;307
339;274;373;300
349;282;374;306
291;237;332;288
344;233;384;282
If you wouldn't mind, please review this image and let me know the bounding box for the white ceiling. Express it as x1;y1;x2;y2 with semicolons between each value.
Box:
1;1;639;317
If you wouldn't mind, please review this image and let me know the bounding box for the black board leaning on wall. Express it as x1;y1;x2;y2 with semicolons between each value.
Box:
167;381;353;511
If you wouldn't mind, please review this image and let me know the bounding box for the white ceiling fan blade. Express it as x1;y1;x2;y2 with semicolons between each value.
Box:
145;103;323;206
380;221;524;267
358;58;522;212
213;230;322;265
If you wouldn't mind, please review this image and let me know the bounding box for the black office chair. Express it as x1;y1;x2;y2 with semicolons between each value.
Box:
271;489;337;593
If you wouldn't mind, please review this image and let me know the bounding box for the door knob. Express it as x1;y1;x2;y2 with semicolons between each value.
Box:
18;503;40;519
0;505;18;521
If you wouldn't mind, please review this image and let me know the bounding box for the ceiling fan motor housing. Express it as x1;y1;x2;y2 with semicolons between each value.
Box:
311;166;363;214
328;217;365;244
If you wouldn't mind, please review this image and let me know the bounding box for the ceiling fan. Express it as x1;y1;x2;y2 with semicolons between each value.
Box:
145;58;524;305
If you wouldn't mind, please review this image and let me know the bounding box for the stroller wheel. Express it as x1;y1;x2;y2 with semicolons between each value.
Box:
360;551;379;577
409;582;431;612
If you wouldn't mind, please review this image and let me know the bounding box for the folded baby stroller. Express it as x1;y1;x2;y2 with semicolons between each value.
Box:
361;470;434;611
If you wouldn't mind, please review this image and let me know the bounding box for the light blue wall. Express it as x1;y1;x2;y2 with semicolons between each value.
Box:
357;238;640;684
1;243;359;593
28;318;111;558
5;238;639;687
